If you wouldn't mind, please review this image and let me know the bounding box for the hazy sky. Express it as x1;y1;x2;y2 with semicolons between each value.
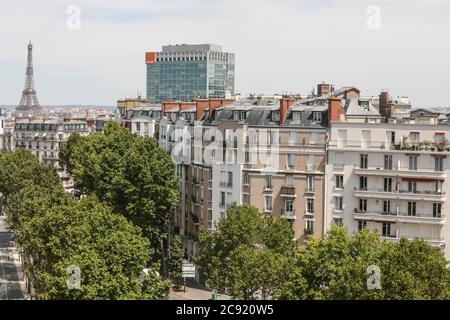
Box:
0;0;449;106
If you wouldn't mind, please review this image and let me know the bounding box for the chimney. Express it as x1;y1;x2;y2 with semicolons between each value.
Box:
328;96;343;123
379;90;390;118
280;98;295;124
317;82;332;97
195;100;209;121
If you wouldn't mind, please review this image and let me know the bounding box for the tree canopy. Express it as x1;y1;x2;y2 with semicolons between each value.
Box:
0;149;170;300
60;121;179;257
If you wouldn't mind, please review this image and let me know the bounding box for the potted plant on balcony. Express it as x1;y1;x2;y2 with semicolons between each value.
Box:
420;140;431;151
401;136;410;150
437;138;449;152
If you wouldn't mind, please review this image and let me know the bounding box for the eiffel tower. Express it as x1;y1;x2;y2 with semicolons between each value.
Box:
16;41;42;114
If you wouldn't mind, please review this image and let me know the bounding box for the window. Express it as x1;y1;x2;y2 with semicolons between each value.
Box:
307;154;315;171
408;202;417;216
334;218;343;226
359;176;368;191
289;132;296;145
306;176;314;192
286;174;294;186
335;197;343;211
384;178;392;192
387;131;396;145
227;172;233;187
310;132;318;145
384;155;393;170
209;169;213;180
409;156;418;171
435;157;444;172
433;203;442;218
305;220;314;232
243;172;250;185
285;198;294;213
408;181;417;193
265;175;273;189
358;221;367;231
359;199;367;212
312;112;322;123
272;111;280;122
265;196;273;212
382;223;392;237
360;154;368;169
220;192;226;207
208;190;212;202
335;175;344;189
245;151;250;163
306;198;314;214
292;112;301;123
287;153;294;168
409;132;420;146
243;194;250;205
208;210;212;222
383;200;391;214
434;132;445;145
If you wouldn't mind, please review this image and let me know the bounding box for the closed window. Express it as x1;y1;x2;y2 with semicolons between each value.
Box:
289;132;297;145
359;176;368;191
409;156;418;171
287;153;294;168
335;197;343;211
384;178;392;192
306;198;314;214
265;196;273;212
433;203;442;218
358;221;367;231
360;154;368;169
384;155;393;170
335;175;344;189
359;199;367;212
382;223;392;237
265;175;273;189
435;157;444;172
408;202;416;216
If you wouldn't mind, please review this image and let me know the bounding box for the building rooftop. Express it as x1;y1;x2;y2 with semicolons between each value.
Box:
162;44;223;53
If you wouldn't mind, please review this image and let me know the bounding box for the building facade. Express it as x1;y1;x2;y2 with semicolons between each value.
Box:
146;44;235;103
325;93;450;259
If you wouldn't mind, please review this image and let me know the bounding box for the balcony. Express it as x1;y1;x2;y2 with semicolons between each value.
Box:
353;187;447;202
329;140;450;154
280;185;296;197
354;166;447;180
219;180;233;188
280;209;296;220
381;236;445;248
353;209;445;225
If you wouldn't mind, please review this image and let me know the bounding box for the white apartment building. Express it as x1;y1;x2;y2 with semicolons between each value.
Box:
326;120;450;258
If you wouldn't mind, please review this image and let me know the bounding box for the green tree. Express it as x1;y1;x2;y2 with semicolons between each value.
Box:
59;121;179;260
168;234;184;284
196;204;295;299
275;225;450;300
20;196;170;299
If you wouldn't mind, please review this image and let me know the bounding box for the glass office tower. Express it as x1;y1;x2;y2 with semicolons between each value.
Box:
146;44;235;103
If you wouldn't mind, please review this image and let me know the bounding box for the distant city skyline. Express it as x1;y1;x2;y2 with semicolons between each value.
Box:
0;0;449;107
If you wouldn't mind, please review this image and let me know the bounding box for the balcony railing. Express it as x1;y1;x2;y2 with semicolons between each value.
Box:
354;187;446;196
281;209;296;219
280;185;296;197
354;208;445;219
329;140;450;153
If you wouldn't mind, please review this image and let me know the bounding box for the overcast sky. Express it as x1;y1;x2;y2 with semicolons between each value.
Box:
0;0;449;107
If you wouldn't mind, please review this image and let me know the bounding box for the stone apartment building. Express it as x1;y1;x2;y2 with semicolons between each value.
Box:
154;96;328;259
325;91;450;259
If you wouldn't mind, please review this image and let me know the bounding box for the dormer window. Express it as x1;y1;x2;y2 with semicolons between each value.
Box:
272;110;280;122
240;111;246;119
359;100;370;111
292;112;301;123
233;111;240;120
312;112;322;123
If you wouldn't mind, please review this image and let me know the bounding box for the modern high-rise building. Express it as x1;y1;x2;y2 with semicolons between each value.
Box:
145;44;235;103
